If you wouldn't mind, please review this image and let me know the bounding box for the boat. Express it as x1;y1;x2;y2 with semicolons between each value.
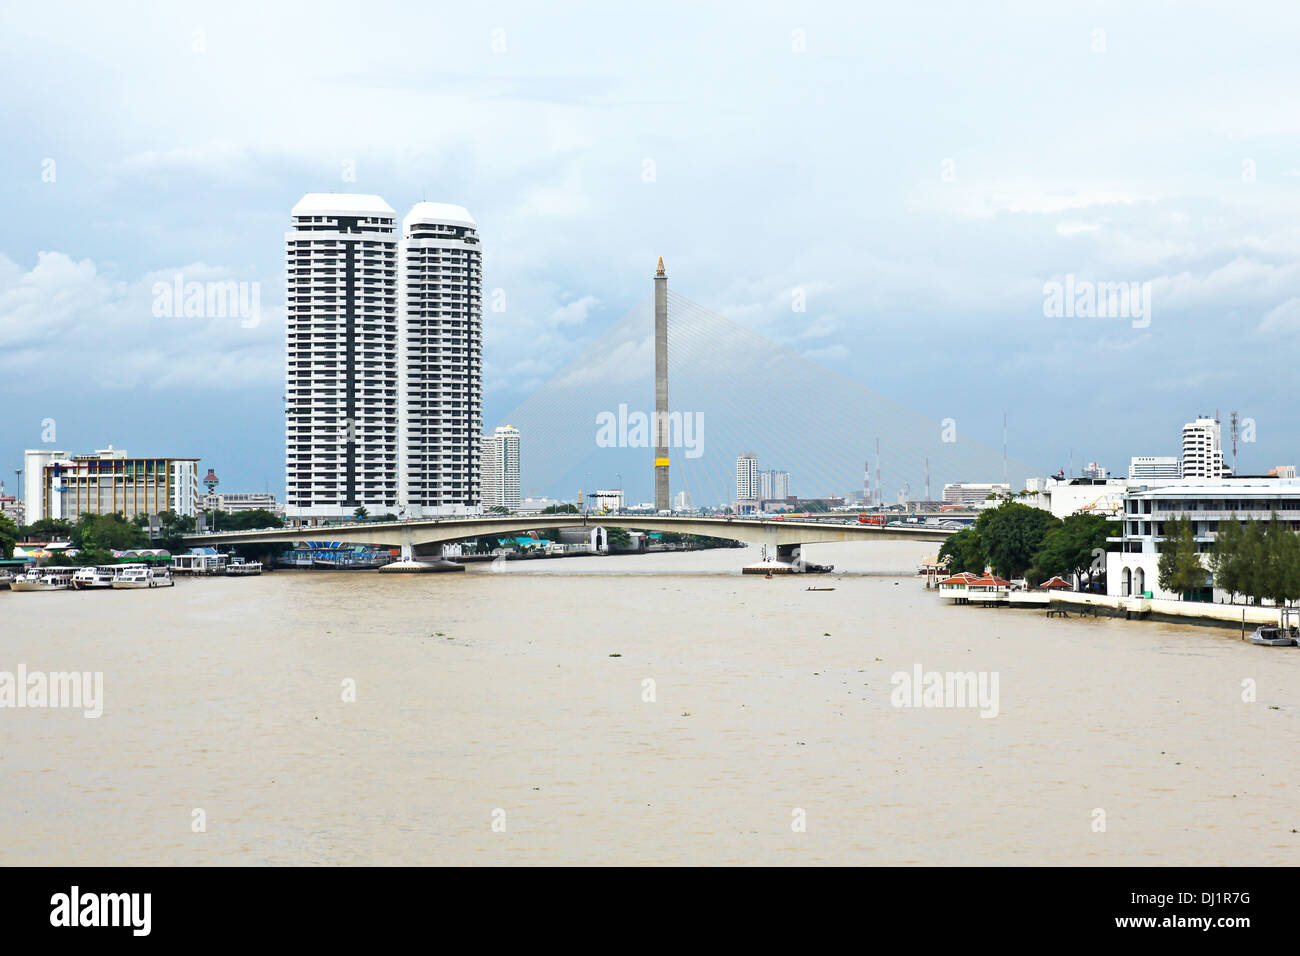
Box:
1248;625;1297;647
10;568;75;591
0;571;12;589
72;566;118;590
111;565;174;589
224;559;263;576
806;586;836;591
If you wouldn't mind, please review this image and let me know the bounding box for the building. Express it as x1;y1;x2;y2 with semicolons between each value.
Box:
284;193;482;525
398;202;483;516
589;489;625;512
1181;416;1225;479
25;446;199;522
0;483;23;527
480;426;521;511
1108;477;1300;600
285;194;399;522
1129;456;1181;480
759;469;790;500
736;453;760;502
1081;462;1108;479
1024;476;1134;518
673;490;692;512
199;492;281;516
941;482;1010;508
1270;465;1297;479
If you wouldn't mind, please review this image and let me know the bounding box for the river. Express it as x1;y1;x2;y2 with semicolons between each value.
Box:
1;540;1296;865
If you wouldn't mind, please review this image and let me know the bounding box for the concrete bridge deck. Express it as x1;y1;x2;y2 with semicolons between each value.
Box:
185;514;952;555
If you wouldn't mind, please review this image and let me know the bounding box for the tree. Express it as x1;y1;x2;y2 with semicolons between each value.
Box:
938;527;986;575
352;506;369;521
21;517;73;540
0;513;18;558
1157;516;1205;599
1261;514;1300;606
216;509;284;532
1030;513;1117;588
1208;514;1245;601
72;512;147;553
541;503;579;515
973;501;1061;579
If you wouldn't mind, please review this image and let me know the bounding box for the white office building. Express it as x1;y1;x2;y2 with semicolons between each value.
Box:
1129;456;1181;480
1181;417;1225;479
673;490;693;512
200;492;281;516
481;426;520;511
285;193;483;524
1108;478;1300;600
736;454;760;501
942;482;1010;508
25;446;199;522
398;202;483;516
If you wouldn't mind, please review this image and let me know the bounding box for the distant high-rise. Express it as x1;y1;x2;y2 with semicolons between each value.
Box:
481;426;521;512
673;490;692;512
736;453;760;501
285;193;482;524
1181;416;1225;479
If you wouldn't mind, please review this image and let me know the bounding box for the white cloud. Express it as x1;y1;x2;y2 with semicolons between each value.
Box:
550;294;598;325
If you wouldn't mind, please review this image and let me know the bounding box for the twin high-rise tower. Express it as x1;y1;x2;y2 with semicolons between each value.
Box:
285;193;483;524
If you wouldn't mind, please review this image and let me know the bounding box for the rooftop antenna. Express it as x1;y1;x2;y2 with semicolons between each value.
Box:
1230;411;1239;474
874;438;882;507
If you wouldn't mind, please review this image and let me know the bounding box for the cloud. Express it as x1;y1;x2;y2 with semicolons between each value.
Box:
0;252;281;388
550;294;598;325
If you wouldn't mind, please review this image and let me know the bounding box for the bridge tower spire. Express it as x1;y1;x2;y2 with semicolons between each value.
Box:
654;257;669;511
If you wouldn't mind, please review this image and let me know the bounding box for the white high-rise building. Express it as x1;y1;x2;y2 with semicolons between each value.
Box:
285;193;483;524
285;194;399;522
1181;417;1225;479
481;426;520;511
673;490;692;512
399;203;483;515
736;453;760;501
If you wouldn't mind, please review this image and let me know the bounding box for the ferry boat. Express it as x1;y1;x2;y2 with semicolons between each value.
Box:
72;566;118;590
224;559;262;576
10;568;75;591
111;566;174;589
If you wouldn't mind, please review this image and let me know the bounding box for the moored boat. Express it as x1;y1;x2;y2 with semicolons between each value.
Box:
1248;625;1297;647
10;568;75;592
111;565;174;589
72;566;118;590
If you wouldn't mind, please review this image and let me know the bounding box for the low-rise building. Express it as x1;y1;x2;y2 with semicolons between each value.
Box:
25;446;199;522
942;482;1010;508
200;492;281;516
1107;477;1300;600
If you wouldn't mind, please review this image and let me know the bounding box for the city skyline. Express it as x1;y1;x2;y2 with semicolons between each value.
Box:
5;3;1300;494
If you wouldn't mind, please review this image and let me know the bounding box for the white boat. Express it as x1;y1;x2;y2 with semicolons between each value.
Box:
224;559;262;576
10;568;75;591
72;566;118;590
1248;625;1297;647
0;571;12;589
111;566;174;589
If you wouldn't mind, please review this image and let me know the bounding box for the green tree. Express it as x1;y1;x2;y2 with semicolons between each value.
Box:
938;527;986;575
1030;513;1117;588
1208;514;1244;601
352;506;369;521
541;503;579;514
973;501;1061;579
1260;514;1300;606
21;517;73;540
216;509;284;531
72;512;147;553
1157;516;1205;600
0;513;19;558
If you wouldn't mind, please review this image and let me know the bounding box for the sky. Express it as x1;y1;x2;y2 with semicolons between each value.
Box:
3;0;1300;502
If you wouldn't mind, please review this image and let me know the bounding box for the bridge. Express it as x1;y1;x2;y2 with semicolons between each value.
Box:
185;514;952;566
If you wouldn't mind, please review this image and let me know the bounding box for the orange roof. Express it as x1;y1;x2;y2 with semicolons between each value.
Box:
1041;576;1072;589
970;573;1010;587
938;572;981;585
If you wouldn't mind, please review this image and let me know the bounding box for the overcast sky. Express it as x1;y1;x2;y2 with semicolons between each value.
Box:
3;0;1299;499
